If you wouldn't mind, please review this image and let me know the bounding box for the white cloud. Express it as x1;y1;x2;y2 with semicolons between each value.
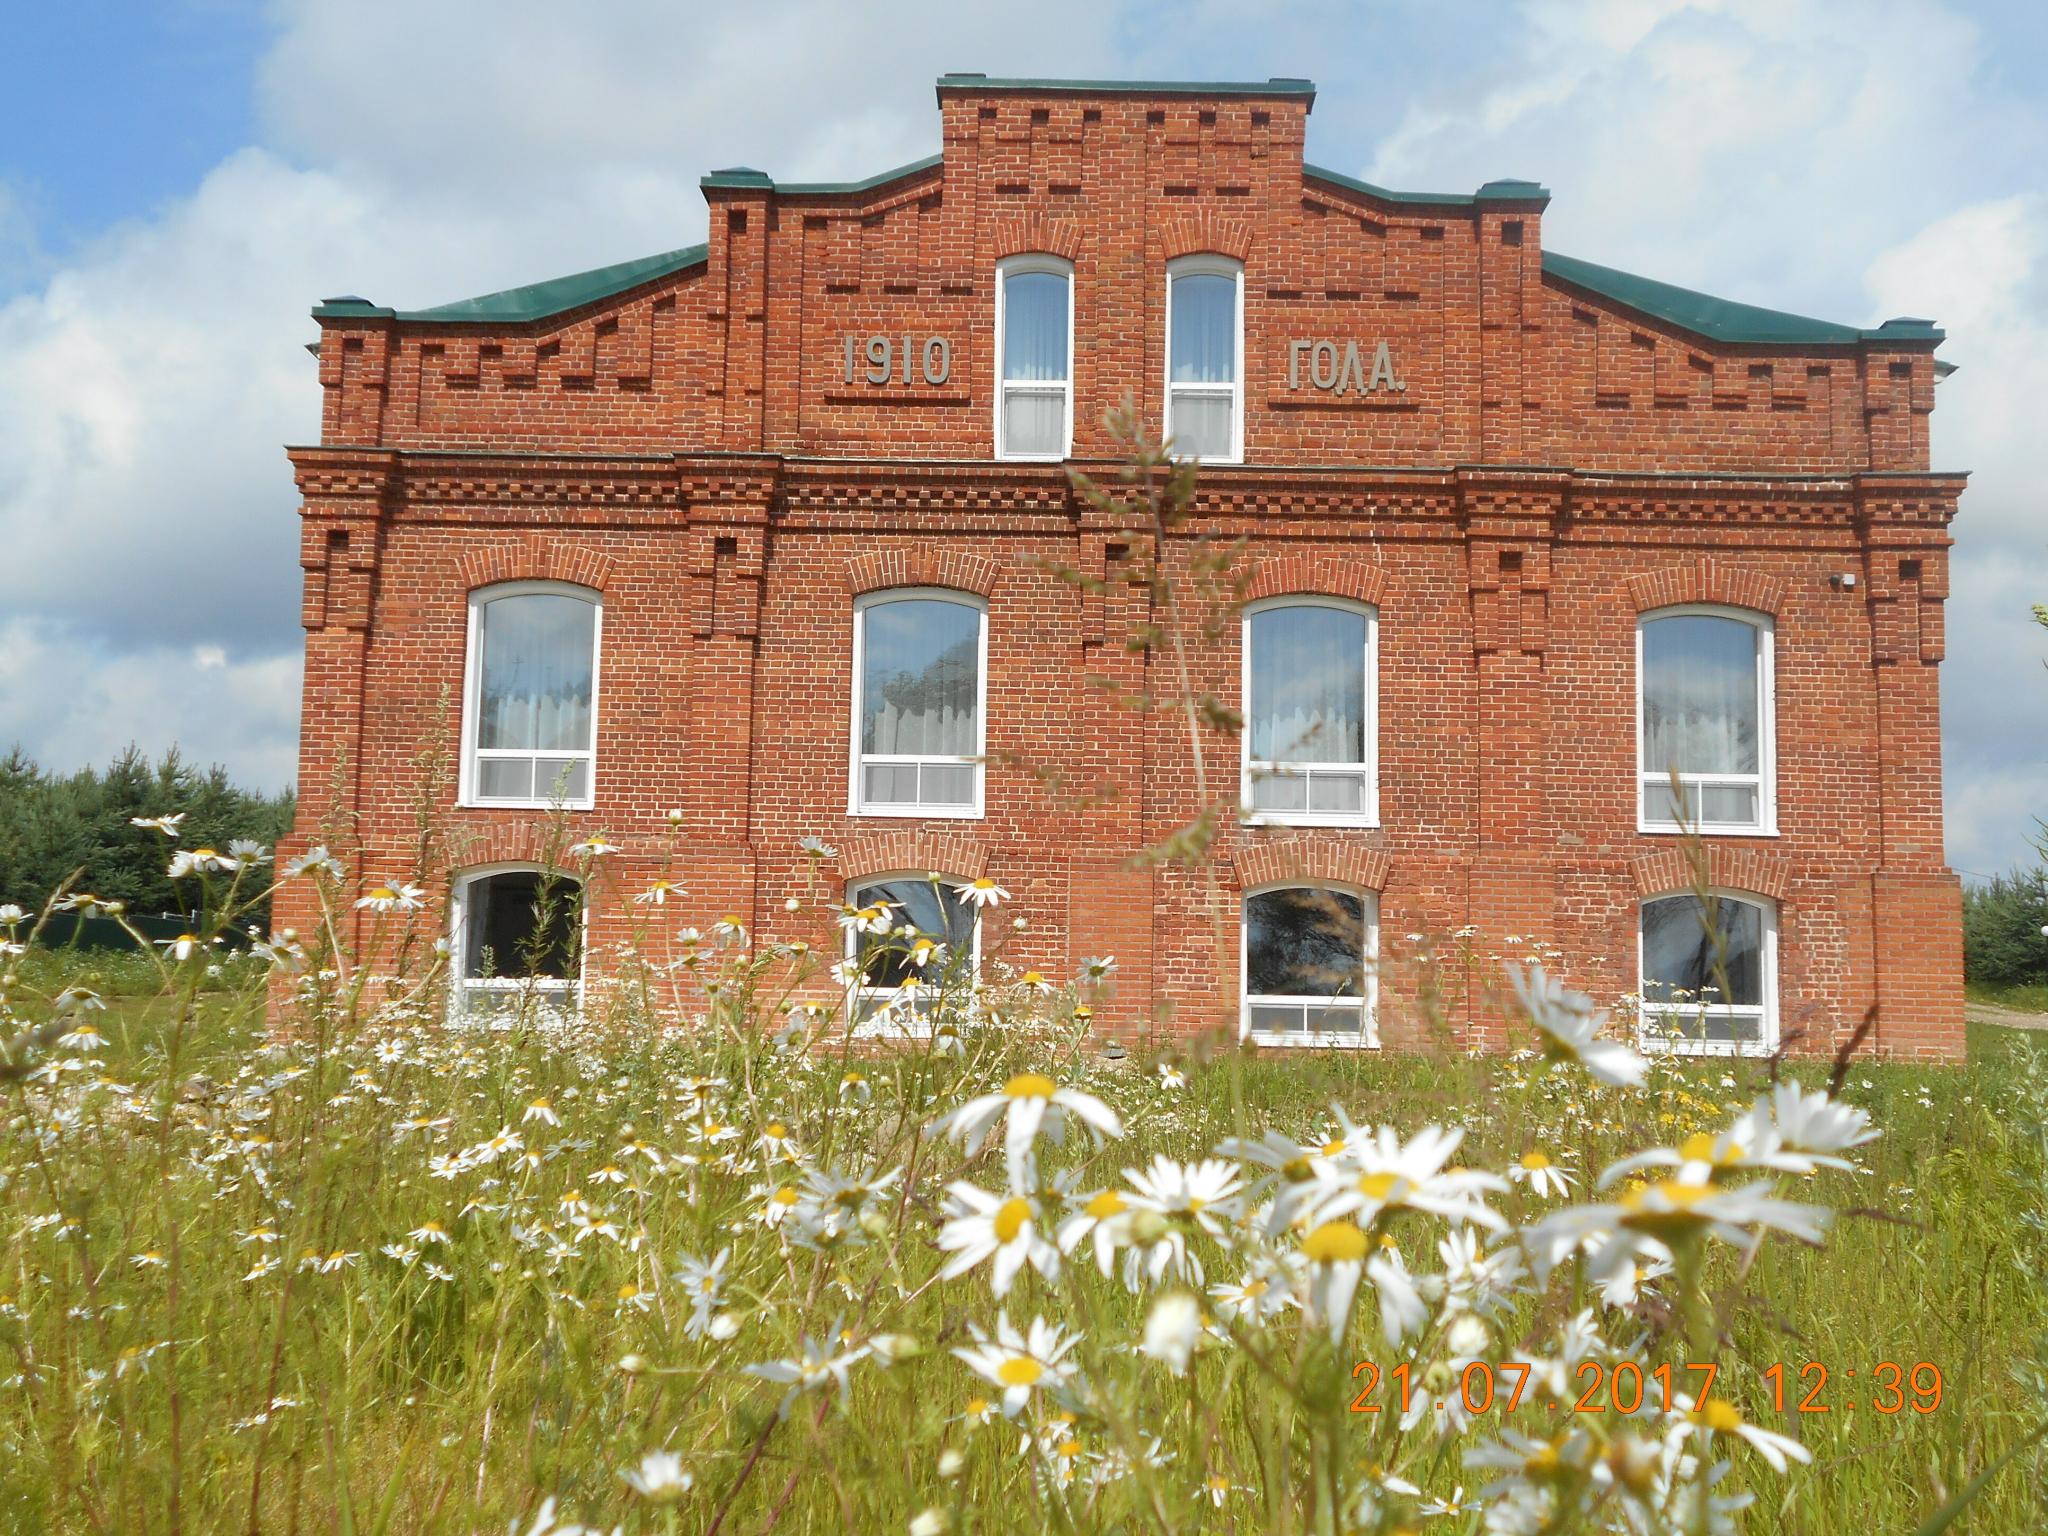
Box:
0;617;301;790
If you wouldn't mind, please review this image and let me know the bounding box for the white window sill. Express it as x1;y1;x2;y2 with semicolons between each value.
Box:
1637;822;1779;838
1640;1037;1776;1059
461;799;596;814
1244;1032;1380;1050
994;450;1069;463
849;805;984;821
1239;813;1380;831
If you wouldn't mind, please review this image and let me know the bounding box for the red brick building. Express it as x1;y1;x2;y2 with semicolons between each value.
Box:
276;75;1965;1058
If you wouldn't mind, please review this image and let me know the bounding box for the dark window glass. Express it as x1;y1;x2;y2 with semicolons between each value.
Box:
1641;893;1763;1007
850;878;977;989
1246;887;1366;998
463;870;581;980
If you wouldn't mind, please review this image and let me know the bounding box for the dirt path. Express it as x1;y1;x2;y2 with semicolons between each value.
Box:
1967;1001;2048;1032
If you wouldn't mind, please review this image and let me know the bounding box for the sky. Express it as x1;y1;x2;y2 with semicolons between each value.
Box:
0;0;2043;878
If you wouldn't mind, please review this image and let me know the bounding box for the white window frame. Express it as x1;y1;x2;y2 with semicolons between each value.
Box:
844;872;983;1039
848;588;988;819
458;580;602;812
993;254;1074;461
1239;881;1380;1049
449;863;587;1022
1636;604;1776;837
1637;887;1779;1057
1163;254;1244;464
1239;595;1379;827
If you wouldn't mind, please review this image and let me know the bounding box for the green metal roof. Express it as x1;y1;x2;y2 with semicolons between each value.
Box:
1543;250;1944;347
937;73;1315;104
1305;164;1550;208
312;243;708;325
701;154;943;195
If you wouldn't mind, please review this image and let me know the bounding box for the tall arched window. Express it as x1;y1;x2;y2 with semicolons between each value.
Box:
995;255;1073;460
1638;889;1778;1054
845;873;980;1035
1638;606;1774;834
1241;883;1377;1047
1241;596;1378;825
462;582;601;809
450;865;584;1019
1164;255;1243;462
850;590;987;817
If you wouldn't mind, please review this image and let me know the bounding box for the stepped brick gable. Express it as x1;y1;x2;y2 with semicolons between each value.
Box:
277;75;1966;1059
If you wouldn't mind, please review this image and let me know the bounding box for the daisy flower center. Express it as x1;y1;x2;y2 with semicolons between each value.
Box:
1520;1151;1551;1171
1692;1397;1745;1432
997;1357;1043;1387
1004;1073;1056;1100
1084;1190;1126;1219
1356;1170;1409;1203
1302;1220;1369;1264
993;1198;1032;1243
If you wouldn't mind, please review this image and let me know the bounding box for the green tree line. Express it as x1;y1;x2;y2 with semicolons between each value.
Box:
1964;863;2048;991
0;745;294;922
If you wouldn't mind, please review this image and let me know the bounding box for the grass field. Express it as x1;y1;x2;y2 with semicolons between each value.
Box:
4;905;2046;1536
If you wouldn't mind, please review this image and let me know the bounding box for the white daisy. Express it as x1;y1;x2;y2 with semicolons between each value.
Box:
930;1073;1123;1166
936;1183;1061;1296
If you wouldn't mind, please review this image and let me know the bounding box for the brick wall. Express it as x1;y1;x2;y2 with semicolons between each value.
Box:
275;79;1965;1058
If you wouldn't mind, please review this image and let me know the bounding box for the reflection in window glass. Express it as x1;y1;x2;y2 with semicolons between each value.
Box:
1640;613;1764;829
1245;887;1371;1040
1639;892;1769;1049
860;600;980;756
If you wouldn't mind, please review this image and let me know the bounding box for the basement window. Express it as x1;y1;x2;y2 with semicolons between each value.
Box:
1242;884;1378;1047
1638;889;1778;1056
450;866;583;1021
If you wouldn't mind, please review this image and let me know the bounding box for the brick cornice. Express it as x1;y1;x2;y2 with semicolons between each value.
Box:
1627;557;1786;616
835;831;993;885
1629;845;1791;903
1229;835;1390;894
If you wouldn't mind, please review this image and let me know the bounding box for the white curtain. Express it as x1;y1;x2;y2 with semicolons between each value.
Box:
1642;615;1758;776
478;593;595;752
1250;606;1365;763
861;599;980;756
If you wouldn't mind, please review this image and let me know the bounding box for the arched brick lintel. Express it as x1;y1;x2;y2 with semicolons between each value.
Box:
1630;846;1791;904
988;215;1085;264
458;536;613;595
1627;558;1785;617
1159;213;1256;263
846;549;999;599
1230;837;1390;895
442;822;572;878
1243;554;1386;607
837;830;993;886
